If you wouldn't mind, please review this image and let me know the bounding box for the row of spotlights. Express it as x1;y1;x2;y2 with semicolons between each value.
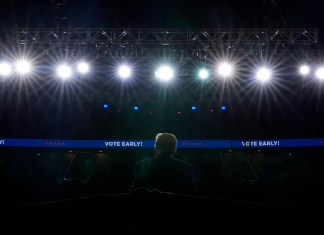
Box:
1;61;324;81
0;60;31;76
103;104;227;111
299;65;324;79
57;62;90;79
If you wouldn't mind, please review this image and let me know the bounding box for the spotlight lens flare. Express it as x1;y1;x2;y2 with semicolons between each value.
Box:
315;67;324;80
155;66;174;81
256;68;271;82
57;65;72;79
118;65;131;79
0;62;12;76
77;62;89;74
198;69;209;79
299;65;310;75
16;60;31;74
217;63;233;77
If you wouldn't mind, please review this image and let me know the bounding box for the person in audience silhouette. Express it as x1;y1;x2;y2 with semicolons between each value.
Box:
130;133;196;195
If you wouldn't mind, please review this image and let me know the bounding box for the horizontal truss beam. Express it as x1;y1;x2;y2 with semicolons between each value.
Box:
10;28;318;46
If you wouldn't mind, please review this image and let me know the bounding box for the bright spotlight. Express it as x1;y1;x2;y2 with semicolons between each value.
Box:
256;67;271;82
198;69;209;80
299;65;310;75
15;60;31;74
191;106;197;110
155;66;174;81
77;62;89;74
315;67;324;80
118;65;131;79
0;62;12;76
57;65;72;79
217;63;233;77
133;106;139;110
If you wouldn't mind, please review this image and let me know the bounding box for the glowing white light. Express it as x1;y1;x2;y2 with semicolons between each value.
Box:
118;65;131;79
77;62;89;74
299;65;310;75
15;60;31;74
0;62;12;76
155;66;174;81
217;63;233;77
315;67;324;80
57;65;72;79
256;68;271;82
198;69;209;79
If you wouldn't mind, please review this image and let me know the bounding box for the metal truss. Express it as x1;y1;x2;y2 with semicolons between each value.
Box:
11;28;318;47
2;28;320;102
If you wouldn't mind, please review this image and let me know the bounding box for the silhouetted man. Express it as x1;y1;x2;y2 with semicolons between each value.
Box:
130;133;196;195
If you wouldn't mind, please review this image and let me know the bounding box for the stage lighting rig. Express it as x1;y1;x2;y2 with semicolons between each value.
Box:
11;28;318;59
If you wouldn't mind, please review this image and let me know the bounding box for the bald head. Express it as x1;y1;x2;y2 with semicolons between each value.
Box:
154;133;177;155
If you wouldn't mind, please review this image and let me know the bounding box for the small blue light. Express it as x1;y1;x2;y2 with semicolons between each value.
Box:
103;104;108;109
134;106;139;110
191;106;196;110
221;105;226;110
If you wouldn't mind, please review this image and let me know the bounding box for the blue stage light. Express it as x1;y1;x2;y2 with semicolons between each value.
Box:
103;104;108;109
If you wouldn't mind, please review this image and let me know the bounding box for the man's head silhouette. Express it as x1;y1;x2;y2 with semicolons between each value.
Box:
154;133;177;156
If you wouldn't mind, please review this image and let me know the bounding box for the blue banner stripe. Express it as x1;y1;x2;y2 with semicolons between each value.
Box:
1;138;324;148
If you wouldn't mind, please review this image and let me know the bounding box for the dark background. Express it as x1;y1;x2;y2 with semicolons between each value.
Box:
0;1;324;232
0;1;324;140
0;0;323;28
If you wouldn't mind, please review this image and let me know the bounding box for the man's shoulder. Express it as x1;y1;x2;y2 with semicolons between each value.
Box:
171;157;193;167
135;157;156;166
134;156;192;168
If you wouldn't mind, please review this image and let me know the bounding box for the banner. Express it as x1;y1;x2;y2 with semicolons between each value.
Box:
1;138;324;149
